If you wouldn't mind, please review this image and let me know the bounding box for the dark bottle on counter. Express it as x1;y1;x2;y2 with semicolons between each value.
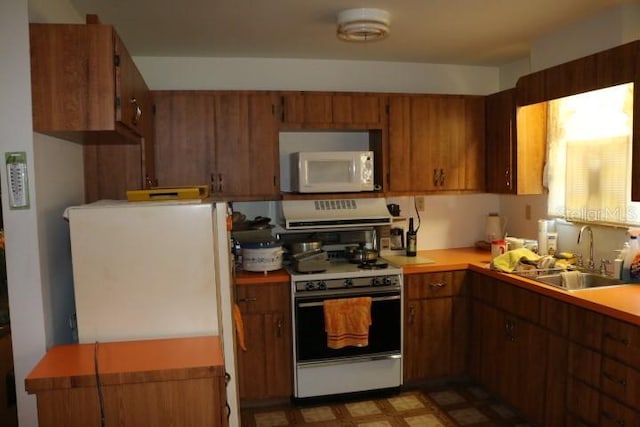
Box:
406;217;417;257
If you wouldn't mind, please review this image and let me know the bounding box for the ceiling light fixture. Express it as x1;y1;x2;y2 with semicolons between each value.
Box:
337;8;390;42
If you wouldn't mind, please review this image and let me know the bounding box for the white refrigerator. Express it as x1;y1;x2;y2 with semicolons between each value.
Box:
66;199;240;426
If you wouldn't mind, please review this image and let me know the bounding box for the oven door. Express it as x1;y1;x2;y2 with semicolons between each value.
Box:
294;287;401;364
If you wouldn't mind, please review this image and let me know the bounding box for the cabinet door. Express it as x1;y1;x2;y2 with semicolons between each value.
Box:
332;94;383;125
213;93;279;198
281;93;332;125
485;89;516;193
388;96;412;192
153;91;215;188
83;142;143;201
114;32;148;136
236;283;292;401
462;96;485;191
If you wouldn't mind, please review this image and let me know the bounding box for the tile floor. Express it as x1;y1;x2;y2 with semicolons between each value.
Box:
240;383;533;426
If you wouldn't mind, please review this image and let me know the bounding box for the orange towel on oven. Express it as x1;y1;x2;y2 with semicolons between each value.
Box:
323;297;372;349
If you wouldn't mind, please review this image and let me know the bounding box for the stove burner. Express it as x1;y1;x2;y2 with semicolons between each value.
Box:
358;262;388;270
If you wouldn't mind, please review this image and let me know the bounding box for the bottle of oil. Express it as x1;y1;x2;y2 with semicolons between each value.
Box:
406;217;417;257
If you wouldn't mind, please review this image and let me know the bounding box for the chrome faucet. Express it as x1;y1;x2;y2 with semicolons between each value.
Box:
577;225;595;271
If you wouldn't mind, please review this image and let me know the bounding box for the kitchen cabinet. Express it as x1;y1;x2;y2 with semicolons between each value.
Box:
24;336;228;427
30;17;155;202
403;271;468;383
235;282;292;402
29;18;148;142
484;89;545;195
388;94;485;193
153;91;280;199
566;304;640;426
280;92;386;129
468;273;548;426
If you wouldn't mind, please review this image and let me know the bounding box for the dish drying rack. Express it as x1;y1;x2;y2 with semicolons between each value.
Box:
507;265;576;278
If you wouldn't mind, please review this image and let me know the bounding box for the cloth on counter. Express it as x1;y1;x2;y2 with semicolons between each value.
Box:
490;248;543;272
561;270;584;290
323;297;372;350
233;303;247;351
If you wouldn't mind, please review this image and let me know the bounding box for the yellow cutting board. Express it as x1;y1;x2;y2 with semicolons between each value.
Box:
382;255;435;266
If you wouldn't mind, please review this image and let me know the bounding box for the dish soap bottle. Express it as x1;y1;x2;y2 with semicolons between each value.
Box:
406;217;417;257
622;229;640;282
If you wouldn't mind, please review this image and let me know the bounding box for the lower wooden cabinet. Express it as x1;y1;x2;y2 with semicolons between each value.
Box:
403;271;468;383
235;282;293;401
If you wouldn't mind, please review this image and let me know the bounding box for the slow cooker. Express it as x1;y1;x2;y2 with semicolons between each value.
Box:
241;240;284;272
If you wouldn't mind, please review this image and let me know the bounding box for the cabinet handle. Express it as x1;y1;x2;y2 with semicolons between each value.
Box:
604;332;629;346
505;168;511;189
276;318;283;337
218;173;223;193
129;97;142;125
432;169;438;186
601;410;626;426
210;173;217;193
408;305;416;325
429;282;446;288
439;169;445;186
237;297;257;303
504;319;516;341
603;371;628;387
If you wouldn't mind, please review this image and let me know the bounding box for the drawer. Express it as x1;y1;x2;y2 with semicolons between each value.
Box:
600;395;640;427
405;271;465;299
602;316;640;366
539;295;569;336
601;356;640;408
494;281;540;323
236;282;290;314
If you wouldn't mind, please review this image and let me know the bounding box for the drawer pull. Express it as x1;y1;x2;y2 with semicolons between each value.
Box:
237;297;257;303
603;371;627;387
429;282;446;288
604;332;629;346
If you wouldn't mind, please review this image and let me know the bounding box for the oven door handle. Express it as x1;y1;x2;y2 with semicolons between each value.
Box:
297;295;400;308
298;353;402;368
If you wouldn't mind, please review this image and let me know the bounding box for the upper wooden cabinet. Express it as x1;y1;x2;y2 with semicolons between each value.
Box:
485;88;545;195
516;41;639;106
388;94;485;193
280;92;386;129
29;21;149;143
153;91;280;200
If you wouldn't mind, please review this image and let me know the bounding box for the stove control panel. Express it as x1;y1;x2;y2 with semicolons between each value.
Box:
294;275;401;293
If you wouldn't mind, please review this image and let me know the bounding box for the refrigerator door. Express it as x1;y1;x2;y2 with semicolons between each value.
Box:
67;200;219;343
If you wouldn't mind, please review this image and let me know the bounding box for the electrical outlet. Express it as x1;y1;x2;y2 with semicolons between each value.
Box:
415;196;425;212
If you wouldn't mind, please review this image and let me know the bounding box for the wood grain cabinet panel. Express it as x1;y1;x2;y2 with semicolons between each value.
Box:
388;94;484;193
153;91;280;199
235;282;292;402
280;92;385;128
30;20;155;202
403;271;468;383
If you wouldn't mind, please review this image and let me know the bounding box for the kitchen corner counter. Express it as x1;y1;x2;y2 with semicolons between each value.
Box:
25;335;225;393
394;247;492;274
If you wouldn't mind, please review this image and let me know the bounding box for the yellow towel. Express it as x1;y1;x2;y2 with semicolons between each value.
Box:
233;303;247;351
323;297;372;350
491;248;542;272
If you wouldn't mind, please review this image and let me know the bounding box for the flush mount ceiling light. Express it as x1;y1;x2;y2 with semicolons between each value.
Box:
337;8;390;42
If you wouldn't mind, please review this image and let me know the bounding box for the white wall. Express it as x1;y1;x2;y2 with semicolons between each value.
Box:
0;1;85;426
136;56;499;94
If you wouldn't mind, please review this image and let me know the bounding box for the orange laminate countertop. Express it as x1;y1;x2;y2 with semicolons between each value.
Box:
25;335;224;393
397;247;493;274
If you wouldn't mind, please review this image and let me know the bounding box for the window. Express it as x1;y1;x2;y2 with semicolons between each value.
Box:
546;83;634;225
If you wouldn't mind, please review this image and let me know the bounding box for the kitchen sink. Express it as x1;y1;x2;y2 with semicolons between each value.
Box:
535;272;624;291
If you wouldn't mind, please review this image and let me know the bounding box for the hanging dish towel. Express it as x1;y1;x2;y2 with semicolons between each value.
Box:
233;303;247;351
323;297;372;349
561;271;584;290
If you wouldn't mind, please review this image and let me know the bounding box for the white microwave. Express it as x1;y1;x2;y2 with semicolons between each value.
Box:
291;151;375;193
